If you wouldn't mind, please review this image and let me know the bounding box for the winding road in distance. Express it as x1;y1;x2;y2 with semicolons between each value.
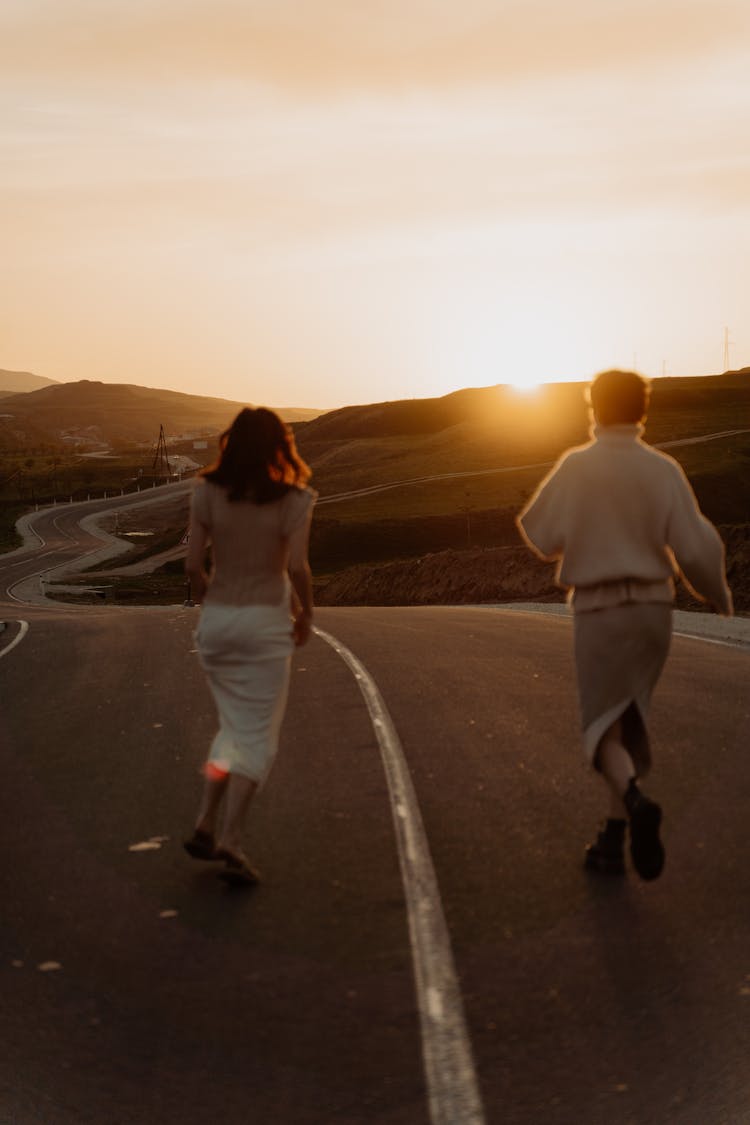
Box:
2;471;750;1125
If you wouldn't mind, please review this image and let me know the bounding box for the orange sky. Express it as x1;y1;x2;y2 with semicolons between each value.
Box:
1;1;749;407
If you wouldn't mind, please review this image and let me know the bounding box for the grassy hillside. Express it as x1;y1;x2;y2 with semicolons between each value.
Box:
296;371;750;500
301;370;750;610
297;382;587;493
0;379;321;451
0;412;59;454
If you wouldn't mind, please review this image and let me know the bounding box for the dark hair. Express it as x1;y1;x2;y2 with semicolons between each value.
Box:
588;369;650;426
202;407;311;502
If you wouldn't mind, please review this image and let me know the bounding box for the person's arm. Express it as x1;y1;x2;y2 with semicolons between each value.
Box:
287;493;315;646
185;487;211;603
666;466;733;616
516;458;569;561
289;562;313;646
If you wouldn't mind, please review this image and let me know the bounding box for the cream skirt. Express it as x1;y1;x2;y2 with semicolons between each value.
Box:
573;602;672;776
196;602;294;784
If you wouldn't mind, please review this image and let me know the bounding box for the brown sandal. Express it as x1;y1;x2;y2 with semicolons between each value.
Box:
215;849;260;886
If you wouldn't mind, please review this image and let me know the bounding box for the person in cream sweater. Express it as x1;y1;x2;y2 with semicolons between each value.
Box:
518;369;733;881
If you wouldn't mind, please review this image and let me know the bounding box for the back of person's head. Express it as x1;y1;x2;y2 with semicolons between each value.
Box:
202;406;311;502
588;369;650;426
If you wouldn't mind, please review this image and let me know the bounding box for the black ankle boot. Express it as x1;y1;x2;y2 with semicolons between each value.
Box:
623;777;643;817
584;818;626;875
624;781;665;881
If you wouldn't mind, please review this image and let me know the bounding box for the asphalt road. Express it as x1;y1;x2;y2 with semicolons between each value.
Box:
3;483;193;606
2;509;750;1124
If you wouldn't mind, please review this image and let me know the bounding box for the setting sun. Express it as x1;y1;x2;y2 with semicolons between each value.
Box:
508;380;541;394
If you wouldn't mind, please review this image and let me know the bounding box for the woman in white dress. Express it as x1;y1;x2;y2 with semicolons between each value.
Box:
183;407;316;885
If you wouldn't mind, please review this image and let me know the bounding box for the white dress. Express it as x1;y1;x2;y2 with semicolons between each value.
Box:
191;480;316;784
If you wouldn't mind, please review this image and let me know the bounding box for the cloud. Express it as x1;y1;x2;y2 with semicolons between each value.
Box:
1;0;749;91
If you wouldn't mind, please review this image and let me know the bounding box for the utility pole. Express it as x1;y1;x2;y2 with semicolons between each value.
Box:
723;326;734;371
152;424;172;478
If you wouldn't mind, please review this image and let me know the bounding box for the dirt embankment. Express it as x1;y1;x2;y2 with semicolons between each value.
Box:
315;525;750;613
722;524;750;612
315;546;559;606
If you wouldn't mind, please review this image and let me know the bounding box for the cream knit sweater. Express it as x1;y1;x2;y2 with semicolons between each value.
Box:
517;424;733;615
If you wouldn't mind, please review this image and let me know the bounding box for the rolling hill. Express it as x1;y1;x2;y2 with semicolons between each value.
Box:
0;379;321;450
295;370;750;499
0;369;59;398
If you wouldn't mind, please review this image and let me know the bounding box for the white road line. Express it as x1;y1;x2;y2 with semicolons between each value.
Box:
489;605;750;650
672;630;750;651
6;574;46;603
314;626;486;1125
0;620;29;660
5;550;60;570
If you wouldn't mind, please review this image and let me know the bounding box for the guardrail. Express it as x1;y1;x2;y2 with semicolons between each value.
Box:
25;470;200;512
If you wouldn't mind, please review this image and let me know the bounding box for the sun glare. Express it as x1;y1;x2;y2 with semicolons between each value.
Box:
507;379;541;394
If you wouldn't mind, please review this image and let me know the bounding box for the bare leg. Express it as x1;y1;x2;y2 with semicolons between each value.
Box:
594;717;664;881
596;718;635;811
216;773;258;860
583;719;632;874
195;773;229;837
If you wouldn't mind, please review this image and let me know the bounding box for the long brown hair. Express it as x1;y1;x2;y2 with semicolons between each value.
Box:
202;407;311;503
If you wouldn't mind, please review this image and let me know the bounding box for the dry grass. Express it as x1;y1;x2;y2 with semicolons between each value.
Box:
315;431;750;526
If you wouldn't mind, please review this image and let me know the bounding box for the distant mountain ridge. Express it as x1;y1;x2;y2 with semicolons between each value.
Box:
0;369;59;397
2;367;748;461
297;369;750;443
0;378;322;450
